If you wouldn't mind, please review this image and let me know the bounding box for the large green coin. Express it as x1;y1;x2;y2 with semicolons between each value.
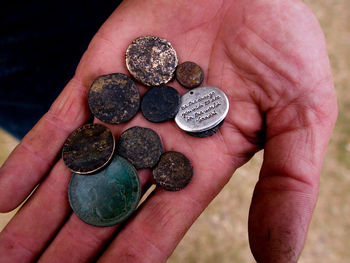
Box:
68;155;141;227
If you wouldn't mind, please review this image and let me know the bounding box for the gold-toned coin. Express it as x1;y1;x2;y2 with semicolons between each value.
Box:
126;36;178;86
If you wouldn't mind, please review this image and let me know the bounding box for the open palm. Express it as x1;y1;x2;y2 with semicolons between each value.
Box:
0;0;337;262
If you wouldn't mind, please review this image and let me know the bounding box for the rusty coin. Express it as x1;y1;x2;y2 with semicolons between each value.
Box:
176;61;204;89
88;73;140;124
153;151;193;191
125;36;178;86
62;123;115;174
141;86;180;123
68;155;141;227
116;126;164;170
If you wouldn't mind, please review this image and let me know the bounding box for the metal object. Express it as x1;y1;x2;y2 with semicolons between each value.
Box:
175;86;229;133
187;119;225;138
116;126;164;170
62;123;115;174
153;151;193;191
141;85;180;123
176;61;204;89
88;73;140;124
125;36;178;86
68;155;141;227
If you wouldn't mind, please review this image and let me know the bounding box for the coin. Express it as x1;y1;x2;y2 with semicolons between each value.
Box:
116;126;164;170
141;86;180;123
88;73;140;124
175;61;204;89
68;155;141;227
62;123;115;174
152;151;193;191
125;36;178;86
187;119;225;138
175;86;229;133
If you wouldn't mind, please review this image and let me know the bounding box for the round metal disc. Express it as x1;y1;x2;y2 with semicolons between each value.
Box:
68;155;141;227
153;151;193;191
62;123;115;174
175;61;204;89
141;86;180;123
125;36;178;86
175;86;229;133
187;119;225;138
88;73;140;124
116;126;164;170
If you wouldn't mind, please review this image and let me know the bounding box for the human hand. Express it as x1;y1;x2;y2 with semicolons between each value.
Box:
0;0;337;262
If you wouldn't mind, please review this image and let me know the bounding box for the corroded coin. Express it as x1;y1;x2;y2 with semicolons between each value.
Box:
62;123;115;174
153;151;193;191
125;36;178;86
175;86;229;133
141;86;180;123
68;155;141;227
175;61;204;89
88;73;140;124
187;119;225;138
116;126;164;169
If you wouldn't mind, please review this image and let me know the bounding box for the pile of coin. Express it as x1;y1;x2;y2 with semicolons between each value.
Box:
62;35;229;227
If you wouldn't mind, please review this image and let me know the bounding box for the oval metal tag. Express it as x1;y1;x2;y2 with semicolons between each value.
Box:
175;86;229;133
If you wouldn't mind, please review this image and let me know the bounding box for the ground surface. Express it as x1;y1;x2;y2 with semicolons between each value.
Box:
1;0;349;262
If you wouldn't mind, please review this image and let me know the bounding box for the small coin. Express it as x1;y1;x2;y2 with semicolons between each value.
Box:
125;36;178;87
153;151;193;191
116;126;164;170
175;86;229;133
141;86;180;123
62;123;115;174
175;61;204;89
88;73;140;124
187;119;225;138
68;155;141;227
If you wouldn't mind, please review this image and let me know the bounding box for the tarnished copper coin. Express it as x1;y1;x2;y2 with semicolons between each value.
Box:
153;151;193;191
141;86;180;123
116;126;164;170
88;73;140;124
176;61;204;89
68;155;141;227
62;123;115;174
125;36;178;86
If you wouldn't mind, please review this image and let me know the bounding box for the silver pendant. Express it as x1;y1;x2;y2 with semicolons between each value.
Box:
175;86;229;133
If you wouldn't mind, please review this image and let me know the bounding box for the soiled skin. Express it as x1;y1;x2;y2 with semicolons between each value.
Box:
0;0;337;262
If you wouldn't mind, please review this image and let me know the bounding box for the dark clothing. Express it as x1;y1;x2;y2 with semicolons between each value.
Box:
0;1;121;138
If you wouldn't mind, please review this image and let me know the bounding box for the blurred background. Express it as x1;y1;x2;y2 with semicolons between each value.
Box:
1;0;349;262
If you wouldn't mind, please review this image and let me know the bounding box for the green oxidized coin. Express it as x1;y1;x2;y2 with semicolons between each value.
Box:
68;155;141;227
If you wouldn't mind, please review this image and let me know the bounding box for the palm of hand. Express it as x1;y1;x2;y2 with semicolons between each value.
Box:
0;0;336;262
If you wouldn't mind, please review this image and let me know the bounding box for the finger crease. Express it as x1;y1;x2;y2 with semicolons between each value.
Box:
20;141;52;166
1;230;38;260
127;227;168;261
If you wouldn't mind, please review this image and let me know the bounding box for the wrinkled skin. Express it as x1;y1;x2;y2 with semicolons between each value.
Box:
0;0;337;262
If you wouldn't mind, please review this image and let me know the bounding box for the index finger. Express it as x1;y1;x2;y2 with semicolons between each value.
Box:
0;4;140;212
0;77;90;212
